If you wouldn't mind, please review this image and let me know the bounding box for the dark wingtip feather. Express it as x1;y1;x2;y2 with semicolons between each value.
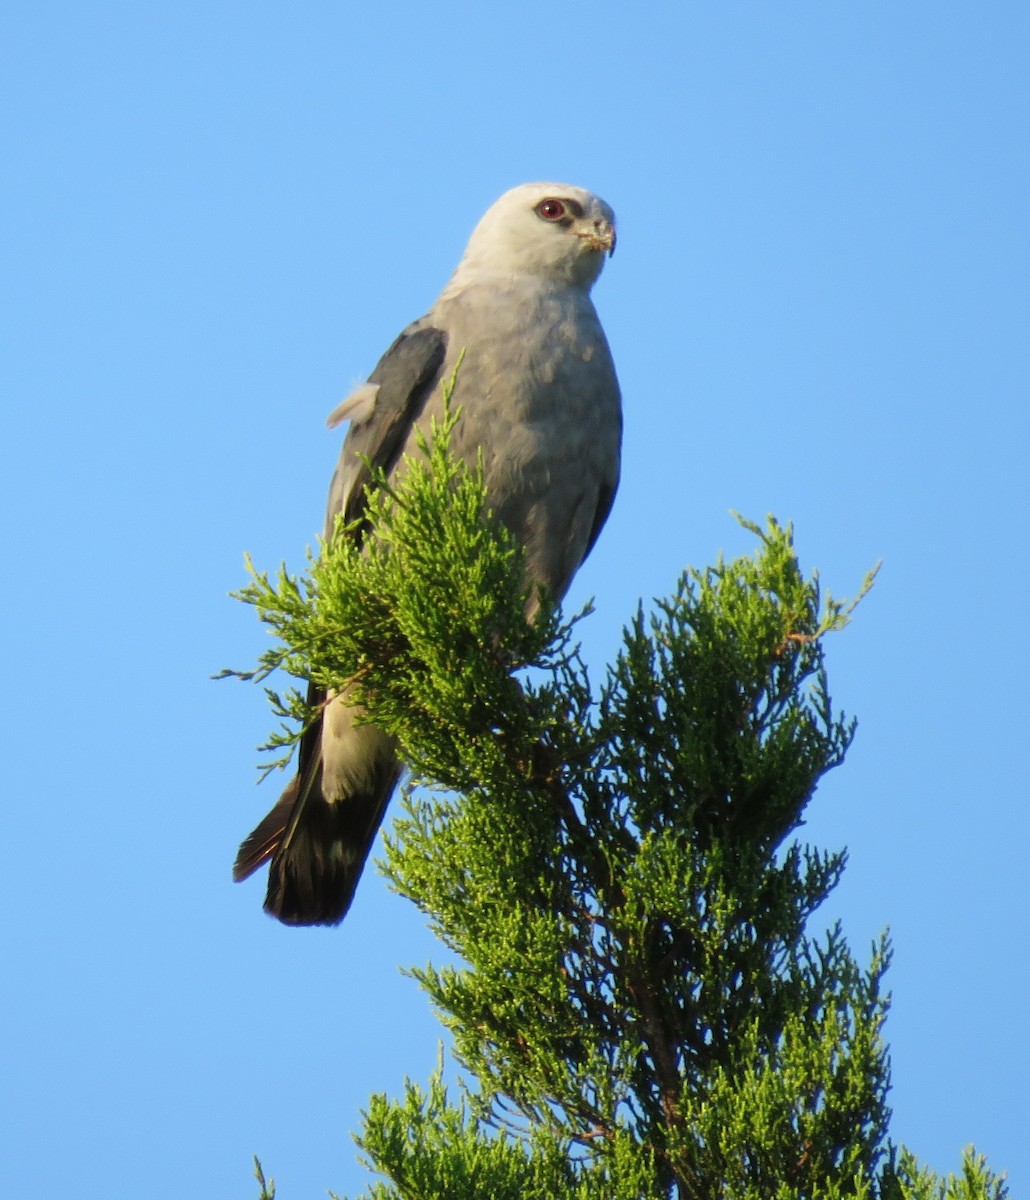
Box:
232;779;298;882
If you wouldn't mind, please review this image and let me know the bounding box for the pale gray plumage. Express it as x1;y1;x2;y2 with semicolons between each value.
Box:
234;182;621;925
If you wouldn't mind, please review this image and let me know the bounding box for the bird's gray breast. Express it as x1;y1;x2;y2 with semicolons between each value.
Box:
426;281;622;600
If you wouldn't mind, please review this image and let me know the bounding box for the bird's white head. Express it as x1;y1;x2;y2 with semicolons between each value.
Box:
454;182;617;291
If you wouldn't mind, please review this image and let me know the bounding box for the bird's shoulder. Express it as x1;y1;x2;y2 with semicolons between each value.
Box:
325;318;448;533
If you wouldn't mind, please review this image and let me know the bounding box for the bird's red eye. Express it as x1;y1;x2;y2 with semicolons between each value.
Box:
536;199;567;222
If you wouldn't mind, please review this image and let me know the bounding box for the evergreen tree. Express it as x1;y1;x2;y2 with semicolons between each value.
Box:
227;402;1007;1200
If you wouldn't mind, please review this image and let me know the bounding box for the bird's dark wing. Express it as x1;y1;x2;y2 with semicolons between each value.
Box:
231;323;449;910
580;399;622;565
325;323;448;536
580;474;620;566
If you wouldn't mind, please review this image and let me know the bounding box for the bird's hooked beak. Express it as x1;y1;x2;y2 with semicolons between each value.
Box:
579;219;616;257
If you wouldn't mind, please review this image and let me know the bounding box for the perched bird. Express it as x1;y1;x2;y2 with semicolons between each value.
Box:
234;182;621;925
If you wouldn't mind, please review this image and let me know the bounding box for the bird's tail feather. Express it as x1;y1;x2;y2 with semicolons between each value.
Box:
234;758;400;927
264;785;393;925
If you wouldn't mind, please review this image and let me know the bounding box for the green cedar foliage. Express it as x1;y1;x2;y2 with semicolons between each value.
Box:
226;391;1007;1200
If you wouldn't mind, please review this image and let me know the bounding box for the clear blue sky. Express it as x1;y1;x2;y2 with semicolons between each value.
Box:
3;3;1027;1196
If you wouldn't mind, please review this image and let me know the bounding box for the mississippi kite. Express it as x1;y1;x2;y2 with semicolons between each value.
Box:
234;182;621;925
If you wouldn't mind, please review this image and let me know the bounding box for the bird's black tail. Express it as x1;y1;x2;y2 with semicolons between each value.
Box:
233;760;399;926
